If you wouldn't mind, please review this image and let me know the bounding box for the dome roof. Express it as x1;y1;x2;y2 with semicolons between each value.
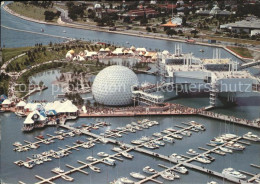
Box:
92;66;138;106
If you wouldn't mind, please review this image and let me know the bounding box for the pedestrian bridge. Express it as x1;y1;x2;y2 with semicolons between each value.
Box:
240;60;260;69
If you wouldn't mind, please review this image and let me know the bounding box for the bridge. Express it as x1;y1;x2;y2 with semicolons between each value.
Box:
240;60;260;69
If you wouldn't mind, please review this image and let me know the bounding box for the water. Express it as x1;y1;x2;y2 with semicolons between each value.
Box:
1;2;260;183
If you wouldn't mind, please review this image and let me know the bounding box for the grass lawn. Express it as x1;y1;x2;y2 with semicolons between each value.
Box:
2;46;33;65
8;2;58;22
226;46;253;58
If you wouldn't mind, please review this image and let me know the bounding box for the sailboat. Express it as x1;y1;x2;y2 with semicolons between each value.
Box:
52;153;64;173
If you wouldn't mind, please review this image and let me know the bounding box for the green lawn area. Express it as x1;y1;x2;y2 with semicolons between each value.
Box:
226;46;253;58
8;2;58;22
1;46;33;66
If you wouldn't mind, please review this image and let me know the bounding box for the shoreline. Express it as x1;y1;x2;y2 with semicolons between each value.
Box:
3;4;253;63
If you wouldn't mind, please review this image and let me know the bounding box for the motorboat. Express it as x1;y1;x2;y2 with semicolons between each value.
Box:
15;111;26;117
86;156;97;162
207;181;218;184
164;170;180;178
68;132;75;137
135;126;143;131
210;137;225;145
61;175;74;182
143;166;157;174
152;140;165;146
203;154;215;161
166;127;177;132
120;177;134;184
171;134;183;139
220;134;237;141
153;132;163;137
30;144;40;149
170;153;185;161
180;130;192;136
52;167;64;173
121;152;134;159
162;129;172;134
63;30;66;33
189;121;206;131
143;142;158;149
186;149;199;156
130;172;146;179
24;161;35;168
103;158;116;166
222;168;247;179
99;137;108;144
13;142;22;147
196;156;211;164
89;165;101;173
112;147;123;152
175;166;188;174
131;139;144;145
219;147;233;153
160;171;174;181
163;136;174;143
243;132;260;142
200;49;204;52
97;152;109;157
225;142;245;151
190;127;199;132
131;122;138;126
140;136;153;142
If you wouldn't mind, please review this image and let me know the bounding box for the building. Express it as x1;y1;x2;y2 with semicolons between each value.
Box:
196;4;233;16
220;18;260;34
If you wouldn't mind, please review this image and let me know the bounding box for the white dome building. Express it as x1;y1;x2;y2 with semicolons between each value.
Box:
92;66;138;106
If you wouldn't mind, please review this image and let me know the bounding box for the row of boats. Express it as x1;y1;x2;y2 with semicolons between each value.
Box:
111;165;188;183
101;119;159;138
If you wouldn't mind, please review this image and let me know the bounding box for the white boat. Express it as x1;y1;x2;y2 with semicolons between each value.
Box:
207;181;218;184
189;121;206;131
219;147;233;153
210;137;225;145
143;166;157;174
89;165;101;173
163;136;175;143
171;134;183;139
63;30;66;33
170;153;185;161
15;111;26;117
166;127;176;132
162;129;172;134
152;140;165;146
164;170;180;178
13;142;22;147
140;136;153;142
196;156;211;164
131;139;144;145
222;168;247;179
120;177;134;184
153;132;163;137
86;156;97;162
243;132;260;142
180;130;192;136
99;137;108;144
160;171;174;181
175;166;188;174
103;158;116;166
143;142;158;149
61;175;74;182
97;152;109;157
225;142;245;151
186;149;199;156
131;122;138;126
220;133;237;141
52;167;64;173
112;147;122;152
121;152;134;159
130;172;146;179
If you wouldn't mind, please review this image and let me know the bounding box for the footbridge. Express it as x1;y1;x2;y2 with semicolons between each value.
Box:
240;60;260;69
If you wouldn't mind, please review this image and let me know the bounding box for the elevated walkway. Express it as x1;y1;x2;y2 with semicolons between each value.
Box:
240;60;260;69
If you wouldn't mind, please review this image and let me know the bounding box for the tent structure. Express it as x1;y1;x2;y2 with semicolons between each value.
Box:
161;21;178;27
112;48;124;55
2;99;11;105
16;101;26;107
136;48;146;52
24;103;41;112
162;50;170;55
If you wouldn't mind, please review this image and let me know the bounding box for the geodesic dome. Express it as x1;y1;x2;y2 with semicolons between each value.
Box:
92;65;138;106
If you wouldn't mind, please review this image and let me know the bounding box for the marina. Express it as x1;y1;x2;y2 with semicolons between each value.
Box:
9;118;260;184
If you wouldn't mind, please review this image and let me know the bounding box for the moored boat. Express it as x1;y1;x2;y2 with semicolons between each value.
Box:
143;166;157;174
186;149;199;156
222;168;247;179
97;152;109;157
120;177;134;184
243;132;260;142
130;172;146;179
